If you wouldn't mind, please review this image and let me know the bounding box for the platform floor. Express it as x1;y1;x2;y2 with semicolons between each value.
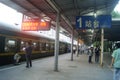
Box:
0;53;113;80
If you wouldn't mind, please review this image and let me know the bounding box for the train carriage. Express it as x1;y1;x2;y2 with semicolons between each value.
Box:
0;23;70;66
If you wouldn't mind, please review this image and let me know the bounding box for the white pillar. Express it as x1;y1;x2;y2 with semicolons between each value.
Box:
77;37;79;57
71;30;74;61
100;28;104;66
54;12;60;71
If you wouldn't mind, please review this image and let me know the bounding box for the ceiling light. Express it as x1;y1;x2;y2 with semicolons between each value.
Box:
94;12;97;18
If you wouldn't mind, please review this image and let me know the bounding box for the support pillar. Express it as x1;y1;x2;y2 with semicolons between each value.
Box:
100;28;104;66
54;12;60;71
77;37;79;57
71;30;74;61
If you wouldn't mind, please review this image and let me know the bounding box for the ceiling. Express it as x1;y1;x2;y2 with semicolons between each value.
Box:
0;0;120;45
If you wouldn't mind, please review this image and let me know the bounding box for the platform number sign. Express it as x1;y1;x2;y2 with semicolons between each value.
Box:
76;15;111;29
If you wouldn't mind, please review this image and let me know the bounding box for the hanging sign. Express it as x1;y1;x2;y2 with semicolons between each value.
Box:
76;15;111;29
21;15;51;31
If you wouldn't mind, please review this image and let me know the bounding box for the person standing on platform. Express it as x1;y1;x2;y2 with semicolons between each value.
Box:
95;46;100;63
25;41;33;68
88;47;93;63
73;46;76;54
111;43;120;80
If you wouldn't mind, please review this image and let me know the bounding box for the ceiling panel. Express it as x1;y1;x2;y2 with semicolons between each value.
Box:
0;0;120;45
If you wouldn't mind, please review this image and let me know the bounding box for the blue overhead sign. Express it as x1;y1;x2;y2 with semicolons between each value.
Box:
76;15;111;29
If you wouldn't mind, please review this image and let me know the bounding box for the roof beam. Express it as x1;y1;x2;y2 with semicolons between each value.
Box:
46;0;76;34
11;0;42;17
60;0;118;15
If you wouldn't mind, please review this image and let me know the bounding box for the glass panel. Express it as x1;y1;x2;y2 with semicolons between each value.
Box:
5;38;16;53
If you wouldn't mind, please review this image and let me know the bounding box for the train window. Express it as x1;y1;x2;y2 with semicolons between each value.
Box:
20;41;26;52
21;41;26;46
33;42;39;51
5;38;16;53
21;41;24;45
50;43;54;50
46;43;49;50
46;43;48;47
35;42;40;51
39;43;42;50
41;43;46;50
33;42;36;46
8;40;15;46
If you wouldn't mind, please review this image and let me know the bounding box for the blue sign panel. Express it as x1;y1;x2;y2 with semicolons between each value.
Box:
76;15;111;29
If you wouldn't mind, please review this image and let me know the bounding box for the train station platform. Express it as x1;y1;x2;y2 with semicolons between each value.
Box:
0;53;113;80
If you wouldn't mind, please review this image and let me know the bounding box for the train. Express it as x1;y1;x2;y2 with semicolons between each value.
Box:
0;22;70;66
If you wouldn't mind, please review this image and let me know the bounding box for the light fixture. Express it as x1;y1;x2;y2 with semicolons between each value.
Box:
94;0;97;18
41;19;45;22
94;12;97;18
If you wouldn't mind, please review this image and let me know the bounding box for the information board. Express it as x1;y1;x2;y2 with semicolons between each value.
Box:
22;15;51;31
76;15;111;29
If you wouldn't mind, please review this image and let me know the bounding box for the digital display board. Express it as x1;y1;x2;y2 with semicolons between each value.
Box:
22;15;51;31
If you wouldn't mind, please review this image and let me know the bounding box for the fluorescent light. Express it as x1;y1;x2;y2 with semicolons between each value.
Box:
94;12;97;18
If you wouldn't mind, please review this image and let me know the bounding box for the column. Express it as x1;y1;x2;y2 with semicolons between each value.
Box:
54;12;60;71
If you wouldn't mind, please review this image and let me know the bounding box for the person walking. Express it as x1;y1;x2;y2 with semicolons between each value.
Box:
111;43;120;80
25;41;33;68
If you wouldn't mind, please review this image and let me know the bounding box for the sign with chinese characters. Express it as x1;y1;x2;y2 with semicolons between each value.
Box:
22;15;51;31
22;18;39;31
76;15;111;29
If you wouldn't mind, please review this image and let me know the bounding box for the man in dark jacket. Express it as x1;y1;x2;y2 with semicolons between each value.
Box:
95;46;100;63
25;41;32;68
